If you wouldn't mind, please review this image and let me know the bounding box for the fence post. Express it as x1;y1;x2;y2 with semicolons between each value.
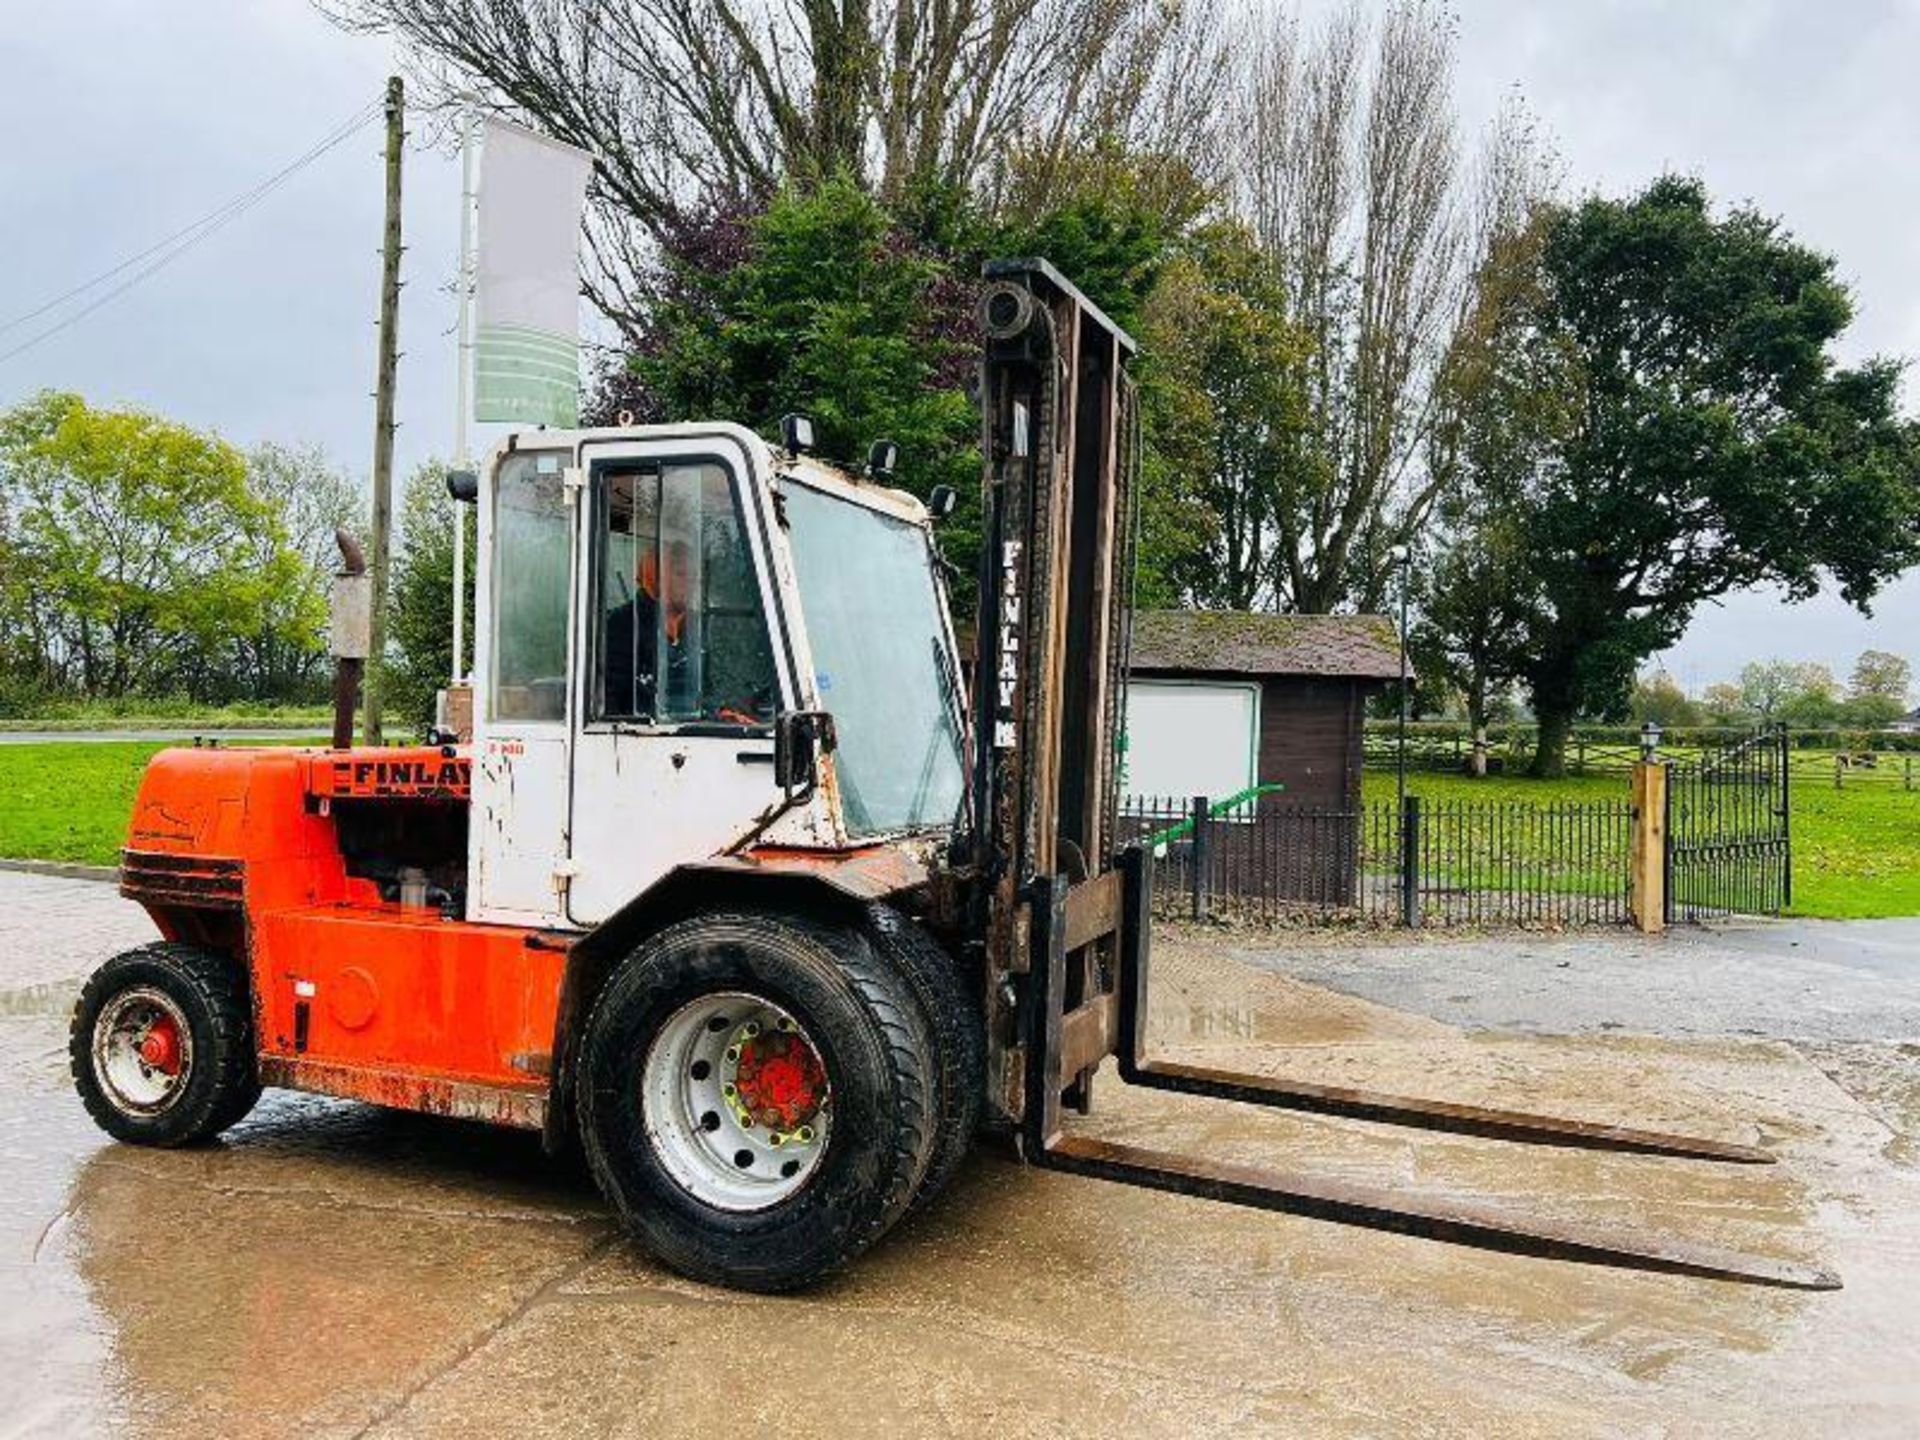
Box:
1399;794;1421;929
1630;759;1667;933
1190;795;1210;922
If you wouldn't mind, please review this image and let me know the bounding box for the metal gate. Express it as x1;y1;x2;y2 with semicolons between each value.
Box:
1665;727;1791;922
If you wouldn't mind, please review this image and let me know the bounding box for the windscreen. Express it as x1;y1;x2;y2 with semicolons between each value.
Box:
781;482;966;838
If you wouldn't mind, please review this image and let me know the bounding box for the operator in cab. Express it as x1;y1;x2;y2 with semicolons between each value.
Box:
604;537;691;719
602;536;771;726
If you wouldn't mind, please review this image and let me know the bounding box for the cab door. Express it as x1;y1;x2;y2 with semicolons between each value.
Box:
565;433;797;924
469;444;578;926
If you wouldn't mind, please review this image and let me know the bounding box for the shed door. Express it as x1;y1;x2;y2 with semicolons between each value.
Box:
1122;680;1260;805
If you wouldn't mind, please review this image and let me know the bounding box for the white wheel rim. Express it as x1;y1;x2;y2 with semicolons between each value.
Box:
92;986;193;1115
640;991;832;1212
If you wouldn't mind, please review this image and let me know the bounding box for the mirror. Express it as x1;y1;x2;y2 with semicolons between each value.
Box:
866;438;899;480
773;711;836;795
780;413;816;456
926;484;957;521
446;468;479;502
774;711;815;793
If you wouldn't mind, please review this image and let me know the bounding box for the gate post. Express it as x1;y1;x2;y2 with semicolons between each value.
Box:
1398;794;1422;929
1190;795;1210;922
1630;759;1667;933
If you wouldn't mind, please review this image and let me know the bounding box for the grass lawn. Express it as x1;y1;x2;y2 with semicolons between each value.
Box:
1362;769;1920;920
0;740;321;867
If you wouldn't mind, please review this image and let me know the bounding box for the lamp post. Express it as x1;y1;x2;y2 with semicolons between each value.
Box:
1391;544;1413;814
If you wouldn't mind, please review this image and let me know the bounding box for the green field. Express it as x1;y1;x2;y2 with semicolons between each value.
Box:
0;740;322;867
3;740;1916;920
1362;769;1920;920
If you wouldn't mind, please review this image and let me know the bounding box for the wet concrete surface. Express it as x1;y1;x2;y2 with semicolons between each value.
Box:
4;873;1920;1436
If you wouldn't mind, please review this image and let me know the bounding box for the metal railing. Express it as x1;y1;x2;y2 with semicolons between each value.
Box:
1120;793;1633;929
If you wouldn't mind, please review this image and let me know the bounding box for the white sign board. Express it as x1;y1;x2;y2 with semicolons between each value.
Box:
1123;680;1260;804
474;117;594;426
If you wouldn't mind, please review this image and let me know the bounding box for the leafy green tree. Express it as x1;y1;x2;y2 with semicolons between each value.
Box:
0;392;300;701
1414;212;1561;769
1844;648;1911;726
386;462;475;733
1700;681;1750;726
606;176;983;583
1136;222;1311;608
1629;670;1704;729
1738;659;1839;728
227;443;364;701
1408;517;1539;771
1481;179;1920;774
595;171;1189;614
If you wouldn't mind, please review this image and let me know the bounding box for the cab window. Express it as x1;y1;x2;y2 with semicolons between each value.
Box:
491;451;571;722
594;460;778;726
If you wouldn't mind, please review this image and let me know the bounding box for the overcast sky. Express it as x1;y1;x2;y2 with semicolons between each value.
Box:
3;1;1917;694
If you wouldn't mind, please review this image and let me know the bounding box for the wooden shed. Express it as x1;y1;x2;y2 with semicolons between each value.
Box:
1122;610;1401;906
1123;609;1402;810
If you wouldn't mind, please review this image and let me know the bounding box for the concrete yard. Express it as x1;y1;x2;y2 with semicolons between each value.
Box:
4;871;1919;1437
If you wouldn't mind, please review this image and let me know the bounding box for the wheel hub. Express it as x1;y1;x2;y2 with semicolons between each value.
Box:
137;1015;183;1075
730;1024;826;1136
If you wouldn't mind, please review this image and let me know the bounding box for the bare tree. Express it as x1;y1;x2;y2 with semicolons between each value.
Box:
1230;0;1471;614
322;0;1224;334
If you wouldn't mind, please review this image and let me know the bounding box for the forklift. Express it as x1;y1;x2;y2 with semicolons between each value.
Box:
71;260;1836;1293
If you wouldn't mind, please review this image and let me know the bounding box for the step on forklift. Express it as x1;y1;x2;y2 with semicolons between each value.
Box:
72;259;1837;1293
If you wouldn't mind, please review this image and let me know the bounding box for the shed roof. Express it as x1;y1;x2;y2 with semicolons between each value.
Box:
1128;609;1402;680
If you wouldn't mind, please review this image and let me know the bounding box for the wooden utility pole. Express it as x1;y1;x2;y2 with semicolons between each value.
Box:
364;73;404;746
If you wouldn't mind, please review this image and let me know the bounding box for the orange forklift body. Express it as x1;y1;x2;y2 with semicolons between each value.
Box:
118;743;905;1135
120;745;560;1126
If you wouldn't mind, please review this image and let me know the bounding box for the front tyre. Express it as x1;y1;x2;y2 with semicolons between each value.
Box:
70;942;261;1146
577;912;936;1292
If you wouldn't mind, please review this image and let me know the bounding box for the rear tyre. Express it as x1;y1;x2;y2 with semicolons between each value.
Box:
70;942;261;1146
865;905;983;1214
577;912;937;1292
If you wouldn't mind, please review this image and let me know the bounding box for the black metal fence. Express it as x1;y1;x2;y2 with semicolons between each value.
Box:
1120;793;1633;929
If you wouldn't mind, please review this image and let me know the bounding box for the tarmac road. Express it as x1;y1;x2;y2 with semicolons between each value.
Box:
1217;917;1920;1043
4;872;1919;1437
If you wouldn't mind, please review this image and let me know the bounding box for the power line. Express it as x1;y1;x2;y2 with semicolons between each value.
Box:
0;97;384;366
0;97;381;339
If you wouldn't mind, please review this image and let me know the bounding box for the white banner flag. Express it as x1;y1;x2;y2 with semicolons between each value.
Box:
474;117;593;426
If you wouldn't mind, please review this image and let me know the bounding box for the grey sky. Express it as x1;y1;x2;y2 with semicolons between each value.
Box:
2;1;1916;694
